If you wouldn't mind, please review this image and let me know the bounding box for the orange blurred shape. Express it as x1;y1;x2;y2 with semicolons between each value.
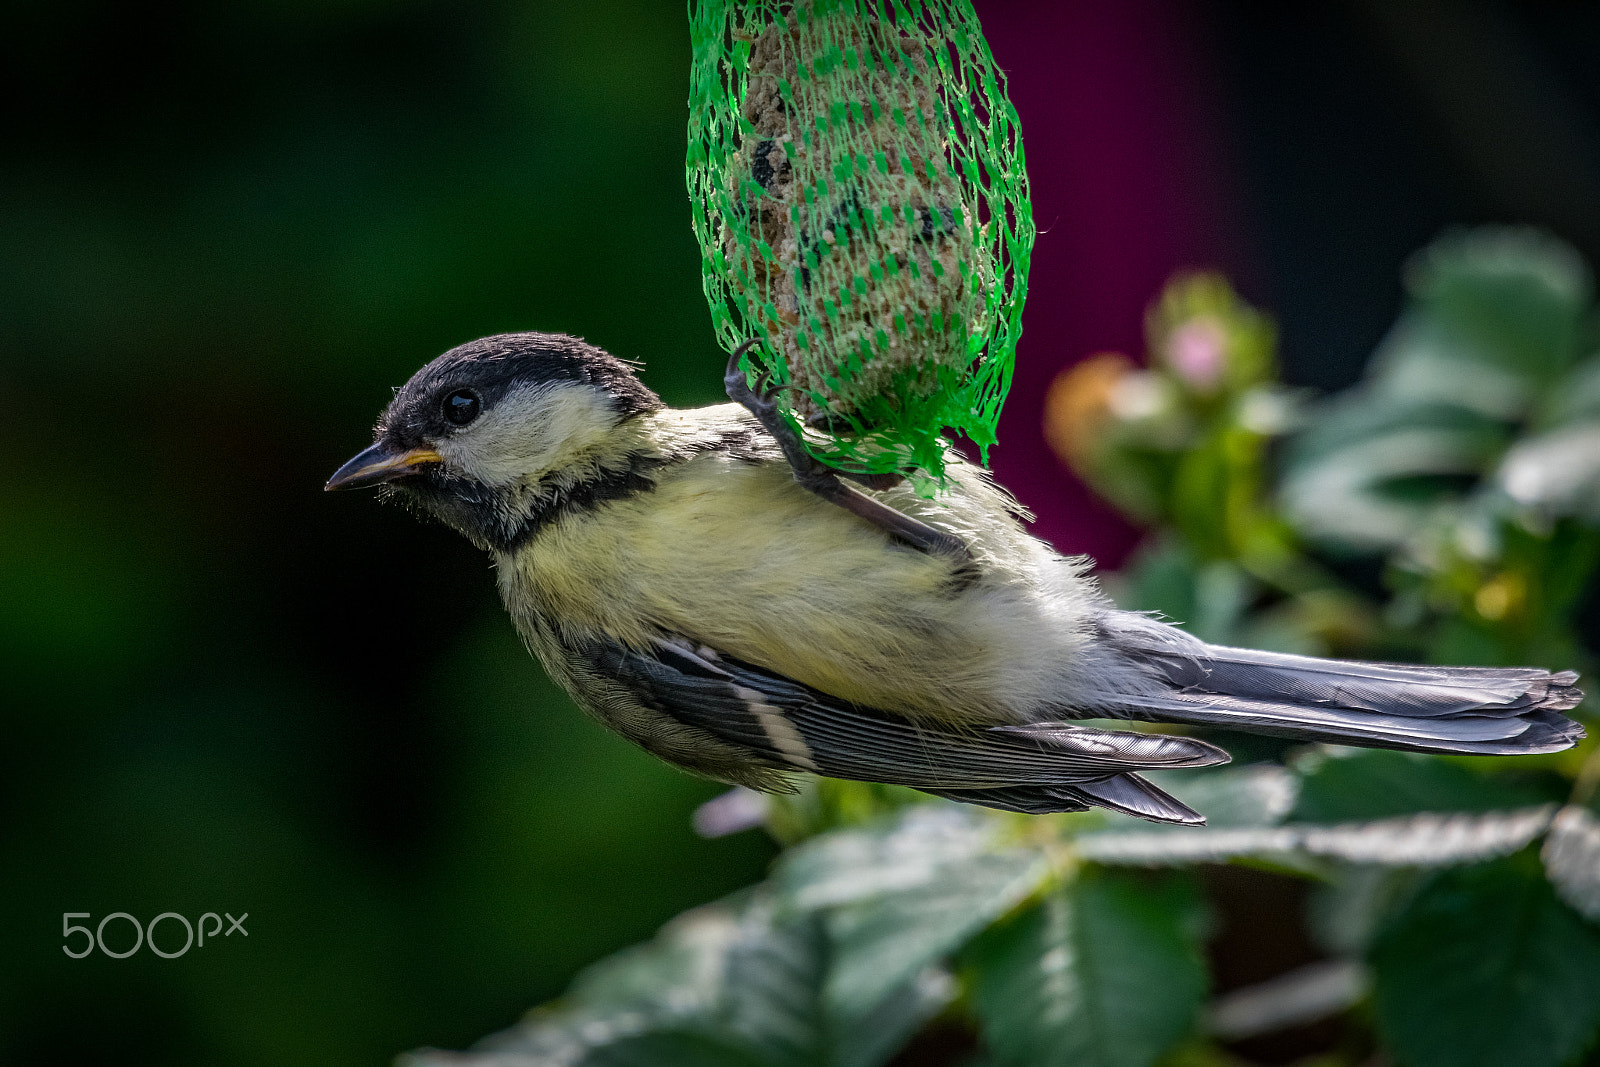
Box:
1042;352;1134;471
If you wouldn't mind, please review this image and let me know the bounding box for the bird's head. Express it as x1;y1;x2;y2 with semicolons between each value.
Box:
326;332;663;551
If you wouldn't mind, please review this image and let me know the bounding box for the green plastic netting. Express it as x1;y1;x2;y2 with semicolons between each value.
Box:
687;0;1032;485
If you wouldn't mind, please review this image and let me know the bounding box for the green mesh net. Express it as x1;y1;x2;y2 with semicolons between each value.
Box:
687;0;1033;486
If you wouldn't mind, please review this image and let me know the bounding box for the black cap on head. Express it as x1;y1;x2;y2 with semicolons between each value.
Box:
378;332;662;446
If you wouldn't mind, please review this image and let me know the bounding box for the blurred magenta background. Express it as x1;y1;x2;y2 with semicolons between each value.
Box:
2;1;1597;1064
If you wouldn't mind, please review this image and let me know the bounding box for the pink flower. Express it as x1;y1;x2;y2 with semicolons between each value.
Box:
1166;316;1227;391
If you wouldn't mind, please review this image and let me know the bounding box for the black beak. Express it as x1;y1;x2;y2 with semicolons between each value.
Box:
325;439;443;491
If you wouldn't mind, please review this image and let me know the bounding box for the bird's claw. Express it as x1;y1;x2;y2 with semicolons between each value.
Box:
724;339;780;417
722;338;976;570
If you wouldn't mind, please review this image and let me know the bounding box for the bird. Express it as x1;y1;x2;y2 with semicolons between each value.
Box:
326;332;1585;825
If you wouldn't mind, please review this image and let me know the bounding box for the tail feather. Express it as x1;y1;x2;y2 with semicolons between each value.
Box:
1120;639;1586;756
1068;773;1207;824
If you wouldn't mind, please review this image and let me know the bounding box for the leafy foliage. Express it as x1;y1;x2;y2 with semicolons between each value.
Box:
1371;857;1600;1067
411;230;1599;1067
411;887;952;1067
964;871;1208;1067
774;807;1048;1017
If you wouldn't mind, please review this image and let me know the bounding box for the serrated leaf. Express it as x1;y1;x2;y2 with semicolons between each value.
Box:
965;870;1207;1067
1076;824;1304;867
566;902;737;1011
1542;805;1600;923
407;888;951;1067
1077;807;1554;869
716;900;953;1067
1370;856;1600;1067
1297;807;1555;865
715;904;832;1066
776;806;1048;1017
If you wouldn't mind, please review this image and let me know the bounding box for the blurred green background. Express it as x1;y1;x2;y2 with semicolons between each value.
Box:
3;1;1599;1065
1;2;776;1063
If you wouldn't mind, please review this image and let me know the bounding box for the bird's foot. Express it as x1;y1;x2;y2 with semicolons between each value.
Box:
724;339;974;564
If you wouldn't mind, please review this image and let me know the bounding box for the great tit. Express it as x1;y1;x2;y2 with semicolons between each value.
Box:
327;332;1585;825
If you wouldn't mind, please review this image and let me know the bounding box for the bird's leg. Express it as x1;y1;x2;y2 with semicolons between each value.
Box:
724;340;973;563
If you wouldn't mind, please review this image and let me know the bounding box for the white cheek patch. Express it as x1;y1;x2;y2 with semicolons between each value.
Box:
434;381;617;488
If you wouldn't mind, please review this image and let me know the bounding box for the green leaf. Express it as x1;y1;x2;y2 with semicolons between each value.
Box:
1403;226;1591;387
1077;807;1554;870
1535;355;1600;430
777;807;1048;1020
714;899;953;1067
715;904;833;1067
1287;399;1509;466
1280;402;1508;549
1291;750;1560;823
1370;856;1600;1067
965;870;1207;1067
1282;228;1596;551
1081;757;1550;871
407;888;951;1067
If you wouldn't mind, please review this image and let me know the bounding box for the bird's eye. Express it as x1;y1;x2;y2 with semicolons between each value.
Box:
441;388;481;426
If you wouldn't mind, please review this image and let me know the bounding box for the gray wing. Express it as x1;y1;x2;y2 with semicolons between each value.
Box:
577;633;1229;825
